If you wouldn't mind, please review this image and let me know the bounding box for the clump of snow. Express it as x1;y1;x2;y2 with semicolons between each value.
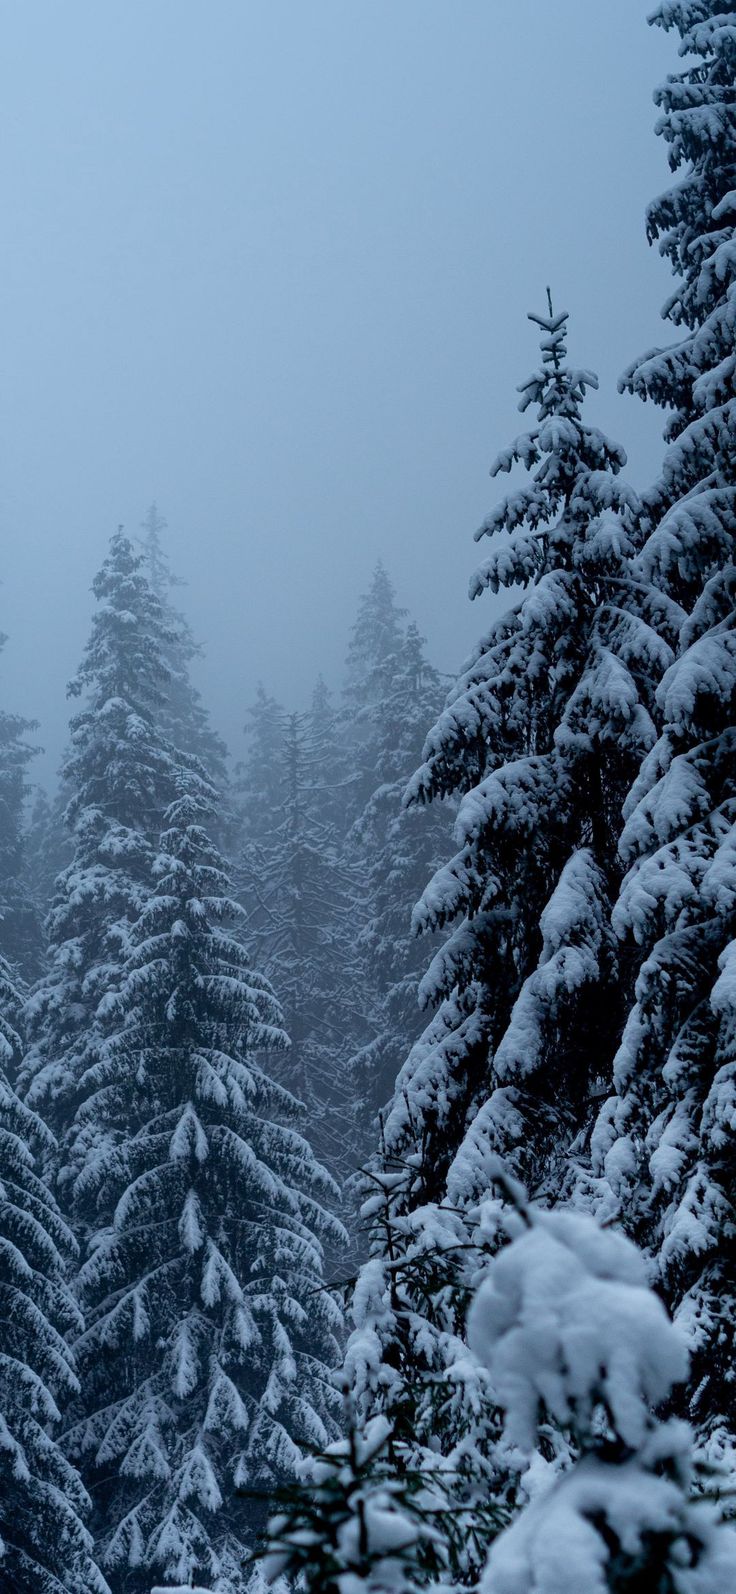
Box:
467;1205;687;1452
480;1427;736;1594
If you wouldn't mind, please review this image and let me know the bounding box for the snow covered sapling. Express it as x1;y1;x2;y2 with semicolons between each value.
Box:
259;1399;454;1594
341;1140;511;1588
66;775;345;1591
467;1172;736;1594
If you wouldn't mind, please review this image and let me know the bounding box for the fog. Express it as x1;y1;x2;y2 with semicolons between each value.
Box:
0;0;672;784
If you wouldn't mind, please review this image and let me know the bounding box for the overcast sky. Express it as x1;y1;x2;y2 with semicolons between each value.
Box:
0;1;674;784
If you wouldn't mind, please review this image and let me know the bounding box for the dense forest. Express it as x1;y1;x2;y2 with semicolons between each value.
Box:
1;4;736;1591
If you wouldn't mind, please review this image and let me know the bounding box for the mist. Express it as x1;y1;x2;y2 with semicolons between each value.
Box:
1;0;672;782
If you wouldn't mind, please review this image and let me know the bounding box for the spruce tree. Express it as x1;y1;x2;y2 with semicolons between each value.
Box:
349;623;450;1131
385;302;667;1212
340;305;673;1579
586;2;736;1463
21;785;74;976
140;504;229;792
21;530;176;1154
0;639;42;984
0;954;106;1593
239;694;360;1180
342;563;407;827
237;684;287;860
66;775;344;1591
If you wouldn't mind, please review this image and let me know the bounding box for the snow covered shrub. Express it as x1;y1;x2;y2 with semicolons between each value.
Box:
467;1176;736;1594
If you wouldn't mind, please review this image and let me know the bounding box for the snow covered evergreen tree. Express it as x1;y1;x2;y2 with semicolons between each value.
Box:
140;503;229;793
239;694;361;1180
274;1179;736;1594
384;300;668;1215
66;774;344;1591
20;530;177;1153
0;636;42;984
349;623;450;1131
342;563;407;828
237;684;287;858
468;1176;736;1594
0;952;107;1593
337;304;675;1580
21;785;74;977
586;2;736;1466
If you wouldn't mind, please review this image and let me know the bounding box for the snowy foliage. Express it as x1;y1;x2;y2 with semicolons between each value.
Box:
237;685;364;1182
21;530;179;1147
65;777;344;1589
469;1190;736;1594
348;623;451;1135
386;302;666;1219
587;0;736;1453
139;503;230;794
0;954;107;1593
260;1407;461;1594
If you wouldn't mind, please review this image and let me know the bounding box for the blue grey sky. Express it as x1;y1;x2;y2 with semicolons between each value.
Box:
0;1;673;782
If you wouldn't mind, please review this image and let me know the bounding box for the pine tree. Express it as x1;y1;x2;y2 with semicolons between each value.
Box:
239;695;361;1181
309;675;353;842
349;623;450;1131
66;775;344;1591
342;564;407;827
586;3;736;1465
385;301;667;1214
237;684;287;856
21;785;74;977
139;504;229;793
339;305;674;1579
20;530;177;1154
0;636;42;984
0;954;107;1593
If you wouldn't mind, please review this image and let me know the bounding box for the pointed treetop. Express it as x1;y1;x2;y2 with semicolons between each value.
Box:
140;502;185;599
514;298;599;424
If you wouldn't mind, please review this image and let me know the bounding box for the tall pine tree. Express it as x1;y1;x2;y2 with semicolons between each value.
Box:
21;530;177;1161
340;305;674;1580
586;1;736;1466
386;302;668;1211
139;504;229;793
348;622;450;1132
65;775;344;1591
238;692;361;1181
342;563;407;827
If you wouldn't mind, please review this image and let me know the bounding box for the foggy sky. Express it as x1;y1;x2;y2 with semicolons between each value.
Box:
0;1;673;785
